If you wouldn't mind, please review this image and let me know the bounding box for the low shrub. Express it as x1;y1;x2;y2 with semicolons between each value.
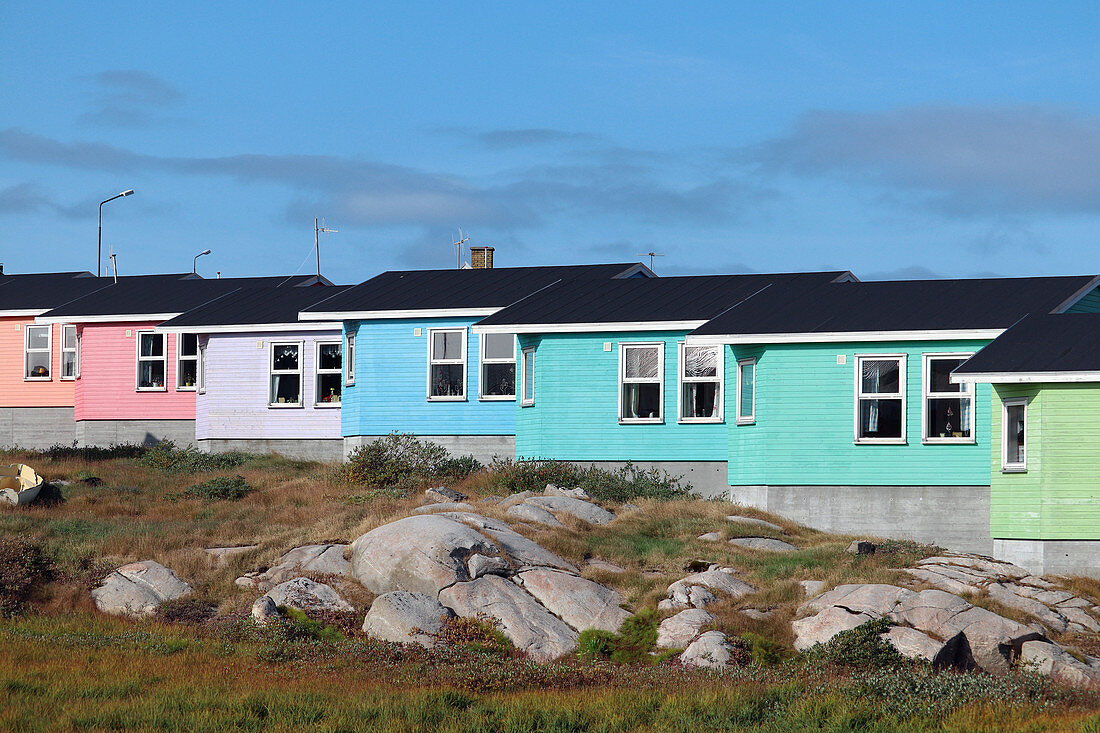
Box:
576;629;617;662
804;617;905;670
40;442;148;461
141;440;255;474
181;475;252;502
742;632;790;666
487;459;691;503
0;538;54;615
31;482;65;507
574;611;658;664
433;615;514;656
334;433;482;489
156;598;217;625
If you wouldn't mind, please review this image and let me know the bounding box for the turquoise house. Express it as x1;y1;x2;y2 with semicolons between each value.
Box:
473;271;854;496
299;255;651;461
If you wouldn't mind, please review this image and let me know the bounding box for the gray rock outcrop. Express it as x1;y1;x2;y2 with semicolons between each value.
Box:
413;502;475;514
661;568;756;610
544;483;593;501
1020;640;1100;691
426;486;467;503
729;537;798;552
515;568;630;632
525;495;615;525
679;631;735;669
237;543;350;591
265;577;353;613
251;596;279;625
363;591;455;647
92;560;193;618
505;503;563;527
657;608;715;649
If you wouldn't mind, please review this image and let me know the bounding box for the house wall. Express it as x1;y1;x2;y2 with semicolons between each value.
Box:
0;316;76;407
196;329;342;459
1065;288;1100;313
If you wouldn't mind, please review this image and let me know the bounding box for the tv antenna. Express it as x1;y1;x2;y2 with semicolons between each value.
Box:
636;251;665;270
315;218;338;278
453;228;470;269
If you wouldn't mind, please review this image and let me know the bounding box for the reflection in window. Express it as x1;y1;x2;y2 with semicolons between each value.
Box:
178;334;198;389
429;329;465;399
621;343;662;422
480;333;516;398
25;325;51;379
680;344;721;421
925;355;973;440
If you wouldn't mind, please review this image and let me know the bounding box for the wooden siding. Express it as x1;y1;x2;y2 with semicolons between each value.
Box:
1065;285;1100;313
991;384;1100;540
515;331;727;461
0;317;75;407
196;330;342;441
341;318;516;438
75;322;196;421
728;340;994;486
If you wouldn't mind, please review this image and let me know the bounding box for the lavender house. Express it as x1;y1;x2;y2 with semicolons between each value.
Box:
157;285;349;461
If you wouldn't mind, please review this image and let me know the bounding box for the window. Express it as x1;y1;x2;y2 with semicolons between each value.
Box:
855;355;905;442
197;342;207;394
136;331;167;390
923;354;974;443
177;334;198;390
24;325;51;380
316;341;342;406
61;325;78;379
737;358;755;424
620;342;663;423
428;328;466;400
345;332;356;385
1002;398;1027;471
269;342;302;406
480;333;516;399
521;346;535;406
679;343;722;422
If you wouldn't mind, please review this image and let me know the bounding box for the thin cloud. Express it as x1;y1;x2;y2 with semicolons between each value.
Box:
476;128;601;149
79;69;183;127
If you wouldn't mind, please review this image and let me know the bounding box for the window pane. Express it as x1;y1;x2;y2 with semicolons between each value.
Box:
430;364;464;397
622;382;661;419
63;326;76;349
318;343;342;370
1006;403;1026;464
682;382;718;418
317;373;342;403
178;360;198;388
523;352;534;401
27;326;49;349
861;359;899;394
26;353;50;378
683;346;717;378
929;358;964;393
739;362;754;417
138;360;165;388
432;331;462;360
483;363;515;396
140;333;163;357
179;333;198;357
484;333;514;360
927;398;971;438
271;374;301;404
625;346;659;379
62;351;76;378
273;344;299;371
859;398;902;439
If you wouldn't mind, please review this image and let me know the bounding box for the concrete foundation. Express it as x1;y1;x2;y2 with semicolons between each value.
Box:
344;434;515;465
731;484;993;554
993;539;1100;579
572;461;729;499
76;420;197;447
0;407;77;450
198;438;343;463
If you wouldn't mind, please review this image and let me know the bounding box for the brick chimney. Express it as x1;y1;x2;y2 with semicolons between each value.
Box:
470;246;495;269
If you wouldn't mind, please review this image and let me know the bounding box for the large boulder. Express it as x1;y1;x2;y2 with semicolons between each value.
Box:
240;544;350;590
663;569;756;610
524;496;615;525
477;526;578;573
657;608;715;649
439;575;578;661
729;537;798;552
514;568;630;632
265;577;353;613
92;560;192;617
363;591;455;647
1020;640;1100;690
426;486;467;503
544;484;593;501
505;503;563;528
793;605;875;651
413;502;475;514
679;631;736;669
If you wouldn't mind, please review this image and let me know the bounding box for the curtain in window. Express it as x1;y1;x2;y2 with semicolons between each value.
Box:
862;361;881;432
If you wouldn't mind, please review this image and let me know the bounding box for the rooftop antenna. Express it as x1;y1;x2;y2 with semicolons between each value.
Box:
453;228;470;269
315;218;338;279
636;251;665;270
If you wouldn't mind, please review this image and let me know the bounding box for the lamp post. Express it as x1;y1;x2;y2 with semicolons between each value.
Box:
193;249;211;274
98;189;134;277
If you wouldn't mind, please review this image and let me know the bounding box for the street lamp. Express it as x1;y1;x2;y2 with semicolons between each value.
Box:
98;189;134;277
193;249;211;274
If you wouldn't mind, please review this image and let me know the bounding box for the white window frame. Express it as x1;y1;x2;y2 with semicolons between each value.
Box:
922;352;975;444
135;330;167;392
60;324;78;380
345;332;356;386
23;324;52;381
677;342;723;424
619;341;665;424
269;341;304;408
197;341;207;394
479;333;517;401
426;327;467;401
176;333;199;391
521;346;536;406
854;353;907;444
736;357;756;425
315;340;342;408
1001;398;1028;472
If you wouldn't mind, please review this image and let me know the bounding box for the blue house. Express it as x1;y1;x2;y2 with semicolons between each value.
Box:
299;255;651;462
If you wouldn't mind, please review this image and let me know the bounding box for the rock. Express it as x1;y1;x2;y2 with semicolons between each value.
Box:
680;631;735;669
413;502;475;514
1061;607;1100;633
438;512;513;533
847;541;876;555
666;569;755;609
478;526;578;573
1020;640;1100;690
799;583;914;617
697;532;723;542
235;574;263;590
729;537;797;552
586;559;626;573
426;486;467;503
525;496;615;525
933;606;1045;674
657;608;715;649
741;609;773;620
515;568;630;632
255;544;350;588
904;567;981;595
793;606;874;650
349;515;499;596
726;516;784;533
916;555;1028;580
505;503;564;527
500;491;536;509
800;580;826;597
544;483;593;501
363;591;455;647
467;553;510;579
439;575;578;661
621;503;641;513
204;545;259;567
92;561;193;618
987;583;1069;633
265;577;353;613
251;596;279;625
881;626;947;663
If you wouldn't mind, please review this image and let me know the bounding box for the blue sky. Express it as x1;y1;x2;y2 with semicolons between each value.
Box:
3;2;1100;282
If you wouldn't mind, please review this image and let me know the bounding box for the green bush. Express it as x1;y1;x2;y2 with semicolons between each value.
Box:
41;442;148;461
574;611;658;664
156;597;217;625
334;433;482;489
742;632;790;666
487;459;691;503
141;440;255;474
805;617;905;670
181;475;252;502
433;615;514;656
576;629;617;661
0;538;54;615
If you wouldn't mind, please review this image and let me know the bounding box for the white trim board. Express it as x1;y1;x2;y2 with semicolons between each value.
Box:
687;328;1005;345
474;320;707;335
954;371;1100;384
36;312;183;325
300;307;499;321
0;309;48;318
156;322;341;334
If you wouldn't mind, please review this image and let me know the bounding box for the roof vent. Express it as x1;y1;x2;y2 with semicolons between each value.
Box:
470;246;494;269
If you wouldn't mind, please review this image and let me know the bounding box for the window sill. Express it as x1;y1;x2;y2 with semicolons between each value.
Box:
1002;465;1027;473
619;418;664;425
268;403;303;409
177;386;197;392
314;403;341;408
136;387;167;392
922;438;975;445
428;396;467;402
345;380;355;387
60;377;76;381
678;418;724;425
24;377;52;382
479;395;517;402
735;418;755;426
854;439;907;445
521;401;535;407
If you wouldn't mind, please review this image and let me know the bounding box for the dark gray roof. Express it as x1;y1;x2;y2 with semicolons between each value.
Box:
690;275;1100;337
0;271;106;312
159;285;354;328
475;271;854;327
954;314;1100;375
300;263;652;315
